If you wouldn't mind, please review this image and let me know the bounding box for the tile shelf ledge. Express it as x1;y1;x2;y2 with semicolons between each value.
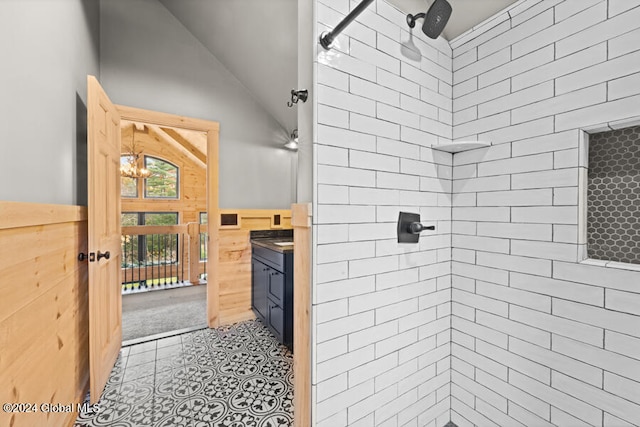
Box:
430;141;492;153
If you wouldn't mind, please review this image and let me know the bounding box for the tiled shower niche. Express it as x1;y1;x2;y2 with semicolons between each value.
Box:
587;126;640;264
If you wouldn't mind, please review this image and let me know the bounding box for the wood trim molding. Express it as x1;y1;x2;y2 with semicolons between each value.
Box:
292;203;312;427
116;105;220;132
0;201;87;230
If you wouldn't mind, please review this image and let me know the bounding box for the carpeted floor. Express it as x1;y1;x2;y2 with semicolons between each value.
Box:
122;285;207;342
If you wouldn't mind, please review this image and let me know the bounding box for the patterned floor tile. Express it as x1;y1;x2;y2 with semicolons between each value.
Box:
75;319;293;427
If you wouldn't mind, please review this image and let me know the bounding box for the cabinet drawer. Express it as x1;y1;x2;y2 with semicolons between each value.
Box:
268;301;284;339
268;270;284;305
252;245;285;270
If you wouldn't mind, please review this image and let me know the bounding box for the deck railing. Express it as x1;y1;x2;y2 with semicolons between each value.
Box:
121;223;208;293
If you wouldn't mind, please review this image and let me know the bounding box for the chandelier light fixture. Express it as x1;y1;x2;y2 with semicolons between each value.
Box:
120;126;152;179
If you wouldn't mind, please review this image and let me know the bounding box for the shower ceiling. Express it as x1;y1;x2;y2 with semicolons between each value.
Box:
387;0;519;40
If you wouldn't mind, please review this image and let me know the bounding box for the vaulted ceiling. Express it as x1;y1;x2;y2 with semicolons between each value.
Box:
158;0;517;133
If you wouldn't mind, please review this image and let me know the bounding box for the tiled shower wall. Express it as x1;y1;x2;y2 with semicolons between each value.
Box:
312;0;454;425
449;0;640;426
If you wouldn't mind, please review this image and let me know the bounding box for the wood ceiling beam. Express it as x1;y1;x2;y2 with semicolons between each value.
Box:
146;125;206;169
161;127;207;164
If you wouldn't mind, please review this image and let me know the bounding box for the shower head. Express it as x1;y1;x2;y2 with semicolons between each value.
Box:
407;0;452;39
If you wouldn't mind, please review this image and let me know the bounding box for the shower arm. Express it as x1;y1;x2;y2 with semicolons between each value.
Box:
319;0;374;50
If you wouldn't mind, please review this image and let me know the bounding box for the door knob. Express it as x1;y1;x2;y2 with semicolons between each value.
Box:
97;251;111;261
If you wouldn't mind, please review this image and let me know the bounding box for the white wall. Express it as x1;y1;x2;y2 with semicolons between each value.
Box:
449;1;640;426
311;0;454;425
99;0;294;209
0;0;99;205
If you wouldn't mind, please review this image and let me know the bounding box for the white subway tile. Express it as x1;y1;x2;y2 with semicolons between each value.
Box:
511;337;602;387
420;87;451;112
317;261;349;283
348;222;396;242
512;84;607;125
512;43;607;92
317;299;350;323
604;372;640;406
400;62;439;92
511;206;577;224
419;116;452;139
609;27;640;59
318;124;377;151
317;224;349;245
452;261;509;286
476;310;550;348
477;222;552;241
377;137;420;159
479;281;551;312
316;373;348;403
558;50;640;95
349;320;399;351
608;72;640;101
452;344;508;382
479;153;553;177
376;329;419;358
454;80;510;112
479;44;554;89
377;298;419;324
453;175;511;193
318;84;377;117
350;352;399;387
478;188;552;206
318;144;349;166
377;171;420;190
452;234;510;253
512;129;579;157
604;413;637;427
349;254;399;278
453;77;478;99
452;302;475;322
318;164;377;187
480;117;554;145
511;168;578;190
506;402;554;427
451;192;476;207
606;289;640;317
512;305;603;346
553;187;578;206
477;251;552;277
479;9;553;59
319;47;378;82
400;158;438;177
554;298;640;340
550;406;595;427
317;336;349;362
453;141;511;166
378;103;420;129
509;272;604;306
453;106;477;126
317;241;376;264
478;81;553;118
510;370;602;424
452;248;475;264
351;112;400;139
454;48;511;85
318;184;350;204
453;288;509;318
376;389;419;425
317;204;376;224
453;111;511;139
512;2;606;59
376;267;420;290
359;7;401;41
378;68;420;96
318;103;350;128
350;75;400;106
556;4;640;58
318;63;350;91
511;240;577;262
554;0;601;22
553;371;640;424
317;311;375;343
453;47;477;72
351;150;401;173
400;94;438;120
316;375;374;416
349;187;399;206
348;381;398;425
350;39;400;74
401;127;439;147
556;94;640;132
553;260;640;293
317;275;375;303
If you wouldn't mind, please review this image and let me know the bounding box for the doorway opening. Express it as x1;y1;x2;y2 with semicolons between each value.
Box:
116;106;220;343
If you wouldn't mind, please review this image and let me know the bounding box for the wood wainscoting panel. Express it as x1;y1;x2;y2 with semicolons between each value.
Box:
0;201;89;427
217;209;292;325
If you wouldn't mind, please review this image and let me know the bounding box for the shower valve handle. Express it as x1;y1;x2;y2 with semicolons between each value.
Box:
409;222;435;234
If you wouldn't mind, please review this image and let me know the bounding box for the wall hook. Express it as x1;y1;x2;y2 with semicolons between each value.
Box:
287;89;308;107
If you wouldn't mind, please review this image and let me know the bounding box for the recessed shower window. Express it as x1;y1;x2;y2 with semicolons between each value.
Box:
587;126;640;264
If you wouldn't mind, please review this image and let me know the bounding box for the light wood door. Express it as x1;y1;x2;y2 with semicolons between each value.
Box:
87;75;122;404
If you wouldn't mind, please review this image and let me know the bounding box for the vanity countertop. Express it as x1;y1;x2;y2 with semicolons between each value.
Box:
250;238;294;253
